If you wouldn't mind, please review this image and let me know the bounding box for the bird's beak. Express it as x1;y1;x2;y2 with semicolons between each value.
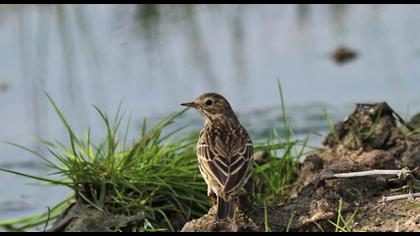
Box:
180;102;196;108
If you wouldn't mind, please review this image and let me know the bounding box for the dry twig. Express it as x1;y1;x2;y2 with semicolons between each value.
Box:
321;167;420;202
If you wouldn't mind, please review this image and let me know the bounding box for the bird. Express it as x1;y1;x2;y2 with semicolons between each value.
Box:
181;93;254;220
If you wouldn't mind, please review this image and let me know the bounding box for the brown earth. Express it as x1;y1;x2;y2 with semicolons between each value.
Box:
182;102;420;232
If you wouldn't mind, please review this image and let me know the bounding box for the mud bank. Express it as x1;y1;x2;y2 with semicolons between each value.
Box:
182;102;420;232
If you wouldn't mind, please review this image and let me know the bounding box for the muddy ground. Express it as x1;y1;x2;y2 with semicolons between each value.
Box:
181;102;420;232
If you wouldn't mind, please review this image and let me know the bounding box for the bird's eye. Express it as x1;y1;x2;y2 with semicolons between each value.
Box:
205;99;213;106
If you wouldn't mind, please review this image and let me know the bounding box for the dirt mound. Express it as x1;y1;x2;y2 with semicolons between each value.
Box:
46;201;144;232
183;102;420;232
180;206;259;232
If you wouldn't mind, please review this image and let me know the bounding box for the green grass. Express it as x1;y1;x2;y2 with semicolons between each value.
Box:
0;85;306;232
251;82;307;204
263;203;271;232
285;213;294;232
307;199;358;233
328;198;357;232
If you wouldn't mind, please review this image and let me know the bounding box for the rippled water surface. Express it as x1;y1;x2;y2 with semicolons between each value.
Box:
1;4;420;225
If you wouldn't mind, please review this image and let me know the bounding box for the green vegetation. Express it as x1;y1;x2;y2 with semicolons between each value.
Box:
251;83;306;204
0;86;306;232
1;94;210;232
263;203;271;232
323;109;342;145
285;213;294;232
328;198;357;232
307;199;358;233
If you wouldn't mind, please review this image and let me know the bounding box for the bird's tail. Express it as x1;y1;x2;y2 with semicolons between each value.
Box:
216;195;236;220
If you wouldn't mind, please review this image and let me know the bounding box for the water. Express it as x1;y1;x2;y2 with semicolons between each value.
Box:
1;4;420;226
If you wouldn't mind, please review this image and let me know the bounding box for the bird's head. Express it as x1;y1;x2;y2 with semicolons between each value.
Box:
181;93;237;122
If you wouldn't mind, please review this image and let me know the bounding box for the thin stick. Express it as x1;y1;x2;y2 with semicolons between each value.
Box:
321;168;420;203
382;193;420;202
321;169;408;180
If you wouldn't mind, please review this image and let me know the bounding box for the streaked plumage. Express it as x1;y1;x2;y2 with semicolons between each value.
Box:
181;93;254;220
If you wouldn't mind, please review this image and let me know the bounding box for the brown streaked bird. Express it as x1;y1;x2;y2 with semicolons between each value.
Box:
181;93;254;220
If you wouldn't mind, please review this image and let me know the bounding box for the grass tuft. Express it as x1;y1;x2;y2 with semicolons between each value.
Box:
1;94;210;231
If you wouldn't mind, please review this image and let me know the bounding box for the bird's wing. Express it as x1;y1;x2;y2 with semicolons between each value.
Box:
197;130;253;196
223;141;253;195
197;134;229;187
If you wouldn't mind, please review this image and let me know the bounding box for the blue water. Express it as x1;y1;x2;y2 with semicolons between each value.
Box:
1;4;420;228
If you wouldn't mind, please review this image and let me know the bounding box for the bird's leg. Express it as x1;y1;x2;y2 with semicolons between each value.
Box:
208;189;218;206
